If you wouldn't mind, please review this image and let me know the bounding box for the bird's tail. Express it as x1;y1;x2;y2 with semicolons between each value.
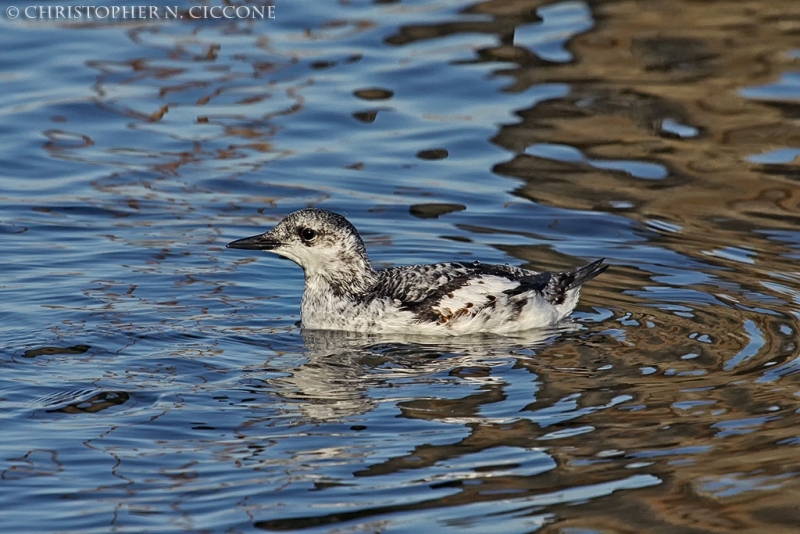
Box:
566;258;608;292
541;258;608;305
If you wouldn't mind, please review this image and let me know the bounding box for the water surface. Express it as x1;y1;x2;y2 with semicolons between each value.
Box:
2;0;800;532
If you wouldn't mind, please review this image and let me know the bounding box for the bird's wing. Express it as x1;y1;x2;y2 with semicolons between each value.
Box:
370;259;607;321
370;262;519;301
369;262;536;322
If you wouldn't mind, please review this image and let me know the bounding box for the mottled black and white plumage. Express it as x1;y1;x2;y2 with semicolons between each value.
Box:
227;208;607;335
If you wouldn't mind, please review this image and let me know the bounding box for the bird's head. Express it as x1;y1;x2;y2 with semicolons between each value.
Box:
227;208;376;293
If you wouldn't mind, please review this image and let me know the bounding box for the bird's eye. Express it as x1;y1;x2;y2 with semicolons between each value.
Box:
299;228;317;241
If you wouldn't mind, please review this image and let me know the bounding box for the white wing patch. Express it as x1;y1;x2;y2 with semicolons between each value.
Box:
431;275;521;323
425;274;573;334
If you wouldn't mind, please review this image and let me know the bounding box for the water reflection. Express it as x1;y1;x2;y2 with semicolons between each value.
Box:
266;328;561;421
3;0;800;531
251;326;666;531
240;306;800;529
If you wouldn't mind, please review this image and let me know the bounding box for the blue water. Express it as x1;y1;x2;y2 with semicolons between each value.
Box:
2;0;800;532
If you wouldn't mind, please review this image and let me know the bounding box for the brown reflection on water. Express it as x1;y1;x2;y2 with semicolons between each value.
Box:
378;1;800;532
391;0;800;227
528;327;800;532
490;0;800;228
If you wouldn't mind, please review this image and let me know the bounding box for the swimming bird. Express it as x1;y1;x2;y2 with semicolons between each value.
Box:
227;208;607;335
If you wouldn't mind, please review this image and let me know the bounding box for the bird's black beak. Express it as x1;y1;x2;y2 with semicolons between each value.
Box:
226;233;280;251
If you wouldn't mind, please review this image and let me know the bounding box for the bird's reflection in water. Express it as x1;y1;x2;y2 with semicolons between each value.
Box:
267;324;578;421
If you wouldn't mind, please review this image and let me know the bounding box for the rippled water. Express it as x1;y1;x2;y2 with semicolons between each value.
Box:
2;0;800;532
